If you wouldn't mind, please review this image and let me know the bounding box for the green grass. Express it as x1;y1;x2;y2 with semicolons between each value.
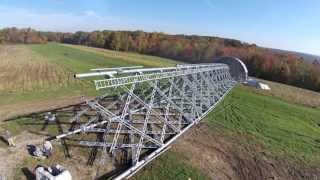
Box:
31;43;135;73
0;43;180;107
62;44;181;68
2;116;61;136
134;86;320;177
208;86;320;164
133;151;208;180
31;43;179;73
29;43;180;97
0;83;86;106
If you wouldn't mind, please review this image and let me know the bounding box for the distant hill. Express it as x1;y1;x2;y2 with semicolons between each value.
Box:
266;48;320;63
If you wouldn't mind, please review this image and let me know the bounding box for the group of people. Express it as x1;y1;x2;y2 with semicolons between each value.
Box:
31;140;53;159
1;112;72;179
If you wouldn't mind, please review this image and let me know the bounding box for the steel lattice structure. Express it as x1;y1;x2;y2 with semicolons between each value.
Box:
50;59;247;179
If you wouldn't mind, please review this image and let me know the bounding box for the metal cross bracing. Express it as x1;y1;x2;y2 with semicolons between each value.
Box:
50;63;239;179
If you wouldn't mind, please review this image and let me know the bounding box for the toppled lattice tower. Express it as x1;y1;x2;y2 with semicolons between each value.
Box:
50;57;248;179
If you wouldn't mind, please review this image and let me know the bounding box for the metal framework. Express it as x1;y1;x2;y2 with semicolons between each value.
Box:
50;62;240;179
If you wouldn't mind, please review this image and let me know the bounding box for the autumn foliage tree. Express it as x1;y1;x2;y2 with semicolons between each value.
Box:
0;27;46;44
1;27;320;92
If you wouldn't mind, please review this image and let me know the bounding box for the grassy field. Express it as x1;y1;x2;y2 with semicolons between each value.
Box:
0;43;180;118
0;45;76;102
61;44;181;68
134;85;320;179
209;86;320;163
1;43;320;179
1;43;179;94
133;151;208;180
258;79;320;108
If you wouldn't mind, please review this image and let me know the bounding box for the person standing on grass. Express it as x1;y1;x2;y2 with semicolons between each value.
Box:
4;130;15;147
42;140;53;157
42;112;56;131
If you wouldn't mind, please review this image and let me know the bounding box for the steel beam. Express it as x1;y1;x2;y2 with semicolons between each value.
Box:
50;63;239;180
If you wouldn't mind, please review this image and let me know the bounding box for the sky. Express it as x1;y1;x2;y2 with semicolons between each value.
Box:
0;0;319;55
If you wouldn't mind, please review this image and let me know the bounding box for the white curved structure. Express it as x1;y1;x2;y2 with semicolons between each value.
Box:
214;56;248;82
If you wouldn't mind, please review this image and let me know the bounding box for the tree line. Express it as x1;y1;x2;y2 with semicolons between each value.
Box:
1;27;320;92
0;27;47;44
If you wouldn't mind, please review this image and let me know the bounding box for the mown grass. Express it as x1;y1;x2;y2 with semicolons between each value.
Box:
1;116;60;136
133;151;209;180
61;44;180;68
0;83;85;106
207;86;320;164
30;43;180;97
31;43;179;73
0;45;74;94
134;85;320;178
31;43;135;73
0;43;180;107
258;79;320;108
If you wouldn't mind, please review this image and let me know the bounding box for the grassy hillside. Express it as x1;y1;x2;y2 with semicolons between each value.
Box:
0;43;180;119
61;44;181;68
0;45;77;105
2;42;179;92
210;86;320;163
133;85;320;179
31;43;179;74
1;43;320;179
258;79;320;108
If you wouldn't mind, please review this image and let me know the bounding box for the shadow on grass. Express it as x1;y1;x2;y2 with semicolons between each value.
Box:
0;137;9;147
21;167;35;180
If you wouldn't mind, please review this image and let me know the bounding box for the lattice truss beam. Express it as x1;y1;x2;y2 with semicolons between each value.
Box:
52;63;237;179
